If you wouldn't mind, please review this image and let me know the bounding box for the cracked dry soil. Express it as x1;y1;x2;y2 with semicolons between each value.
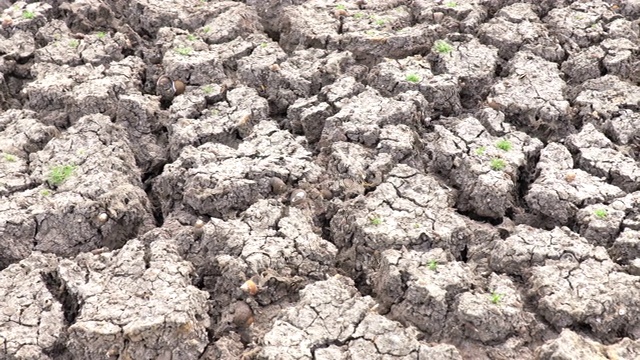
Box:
0;0;640;359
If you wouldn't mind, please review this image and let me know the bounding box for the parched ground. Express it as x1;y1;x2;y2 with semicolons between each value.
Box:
0;0;639;359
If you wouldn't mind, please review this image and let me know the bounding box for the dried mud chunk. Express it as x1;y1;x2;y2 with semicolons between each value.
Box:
0;255;64;360
544;3;613;48
348;313;422;358
33;20;83;66
609;229;640;265
0;29;35;60
489;225;609;276
378;124;420;162
566;124;640;193
198;3;263;44
319;87;425;149
168;86;268;159
601;38;640;83
279;1;339;53
525;143;625;225
24;114;154;256
454;274;535;343
79;31;125;65
0;198;38;268
0;110;57;195
478;4;563;61
59;0;114;33
488;52;571;139
0;2;52;37
426;116;542;219
166;81;206;119
338;22;435;59
287;99;332;144
23;57;145;127
331;164;471;265
603;110;640;145
575;203;625;247
319;75;366;107
240;201;337;279
418;344;463;360
235;39;288;89
160;30;254;86
573;75;640;124
260;276;376;359
529;258;640;337
535;329;640;360
62;238;210;360
239;48;354;114
561;46;605;84
112;0;227;35
116;93;168;173
430;38;499;106
22;63;87;127
368;56;460;116
181;200;337;321
454;132;541;218
606;18;640;42
374;248;474;336
279;0;427;58
154;121;321;219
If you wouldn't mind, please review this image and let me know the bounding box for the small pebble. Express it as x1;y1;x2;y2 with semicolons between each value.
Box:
290;189;306;205
240;279;259;296
564;172;576;183
97;213;108;224
173;79;186;96
270;177;287;194
232;301;254;329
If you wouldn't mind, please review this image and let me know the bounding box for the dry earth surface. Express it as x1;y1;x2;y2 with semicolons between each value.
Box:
0;0;639;359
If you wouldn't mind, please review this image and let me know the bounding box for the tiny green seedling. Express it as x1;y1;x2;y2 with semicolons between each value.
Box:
354;12;364;19
68;39;79;48
475;146;486;156
495;139;512;152
490;158;506;171
406;73;421;83
490;291;504;304
428;260;437;271
374;17;386;26
40;189;51;196
187;34;197;41
203;26;211;34
414;223;421;228
22;10;35;19
202;85;214;94
370;216;383;225
260;42;268;48
434;40;453;54
48;164;76;186
335;4;346;10
3;153;16;162
445;1;457;7
96;31;106;39
174;46;193;56
594;208;608;219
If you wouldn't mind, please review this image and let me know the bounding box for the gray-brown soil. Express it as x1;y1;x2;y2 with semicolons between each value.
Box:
0;0;639;359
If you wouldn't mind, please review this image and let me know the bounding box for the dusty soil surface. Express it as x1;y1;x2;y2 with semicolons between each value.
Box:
1;0;639;359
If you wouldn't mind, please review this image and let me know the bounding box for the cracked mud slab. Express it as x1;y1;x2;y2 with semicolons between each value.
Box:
1;0;640;359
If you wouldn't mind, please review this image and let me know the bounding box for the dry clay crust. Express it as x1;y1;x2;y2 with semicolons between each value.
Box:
1;0;640;360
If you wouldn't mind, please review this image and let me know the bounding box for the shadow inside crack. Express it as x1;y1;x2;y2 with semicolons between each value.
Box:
41;269;81;325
